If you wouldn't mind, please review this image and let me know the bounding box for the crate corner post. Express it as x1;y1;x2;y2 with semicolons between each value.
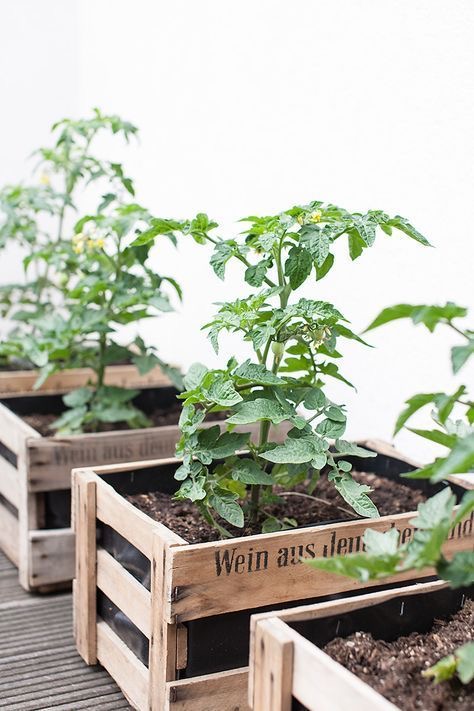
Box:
251;617;294;711
73;467;98;665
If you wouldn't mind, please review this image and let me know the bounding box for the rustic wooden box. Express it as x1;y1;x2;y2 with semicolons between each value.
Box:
72;440;473;711
249;579;473;711
0;364;185;591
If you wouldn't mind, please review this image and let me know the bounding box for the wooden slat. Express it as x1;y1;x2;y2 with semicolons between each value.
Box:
251;618;293;711
27;426;185;492
290;626;396;711
28;528;75;587
168;508;473;622
167;667;249;711
0;501;19;567
0;402;39;456
95;477;183;559
97;620;149;711
149;534;177;710
449;473;474;490
0;456;19;508
96;548;151;638
0;363;170;397
27;421;288;493
74;471;97;665
258;579;448;625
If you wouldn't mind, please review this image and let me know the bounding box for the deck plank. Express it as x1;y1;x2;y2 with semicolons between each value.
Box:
0;551;131;710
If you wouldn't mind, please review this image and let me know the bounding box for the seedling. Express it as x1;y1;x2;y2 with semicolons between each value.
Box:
137;201;430;534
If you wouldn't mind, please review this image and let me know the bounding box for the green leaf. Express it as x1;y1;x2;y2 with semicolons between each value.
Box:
231;459;274;485
334;440;377;459
210;242;233;280
407;428;457;448
209;491;244;527
233;360;285;385
177;476;207;502
52;406;88;433
423;655;458;683
423;643;474;685
245;260;271;287
202;373;243;407
303;388;327;410
451;342;474;374
393;393;439;435
334;475;379;518
261;436;323;464
227;398;289;425
366;302;466;333
63;387;93;408
437;551;474;588
424;434;474;483
325;405;347;423
347;229;366;260
209;431;249;458
284;246;312;289
456;642;474;684
300;226;330;266
183;362;208;390
387;215;432;246
364;528;400;556
315;253;334;281
316;418;346;439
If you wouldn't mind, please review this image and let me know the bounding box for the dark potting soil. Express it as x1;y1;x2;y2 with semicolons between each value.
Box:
323;600;474;710
127;470;426;544
21;400;184;437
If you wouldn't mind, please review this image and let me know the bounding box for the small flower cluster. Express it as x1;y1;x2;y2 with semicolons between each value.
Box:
72;229;105;254
296;209;322;226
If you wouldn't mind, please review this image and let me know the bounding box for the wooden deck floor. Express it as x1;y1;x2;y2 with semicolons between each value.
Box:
0;551;131;710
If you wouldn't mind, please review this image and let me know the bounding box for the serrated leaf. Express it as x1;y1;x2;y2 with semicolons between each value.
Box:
456;642;474;683
209;431;249;458
261;437;322;464
284;246;312;289
202;374;243;407
364;528;399;556
63;387;93;408
393;393;439;435
231;459;274;484
227;398;289;425
183;362;208;390
451;342;474;373
303;388;327;410
334;440;377;458
334;475;379;518
407;428;457;448
210;242;233;280
209;491;244;527
315;252;334;280
233;360;285;385
437;552;474;589
316;418;346;439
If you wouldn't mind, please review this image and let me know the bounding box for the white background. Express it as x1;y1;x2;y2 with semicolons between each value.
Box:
1;0;473;462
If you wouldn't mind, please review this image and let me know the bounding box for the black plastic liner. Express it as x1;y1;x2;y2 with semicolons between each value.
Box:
0;386;180;420
0;388;179;530
290;584;474;711
96;447;468;679
0;491;18;518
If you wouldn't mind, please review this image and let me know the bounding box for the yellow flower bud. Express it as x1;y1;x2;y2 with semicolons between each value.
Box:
95;238;105;248
87;239;95;248
73;244;83;254
296;214;304;225
309;210;322;223
39;172;51;186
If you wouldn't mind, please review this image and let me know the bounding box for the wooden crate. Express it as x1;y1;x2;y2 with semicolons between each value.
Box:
72;441;474;711
0;364;183;592
249;579;473;711
0;363;170;398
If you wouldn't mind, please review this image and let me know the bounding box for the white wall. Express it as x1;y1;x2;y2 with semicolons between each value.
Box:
1;0;474;462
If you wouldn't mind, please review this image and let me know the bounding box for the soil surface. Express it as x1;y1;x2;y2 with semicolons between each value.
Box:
22;400;184;437
127;470;426;543
323;600;474;710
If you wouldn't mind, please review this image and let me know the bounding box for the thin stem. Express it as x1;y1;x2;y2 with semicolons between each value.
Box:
448;321;470;341
278;491;356;518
